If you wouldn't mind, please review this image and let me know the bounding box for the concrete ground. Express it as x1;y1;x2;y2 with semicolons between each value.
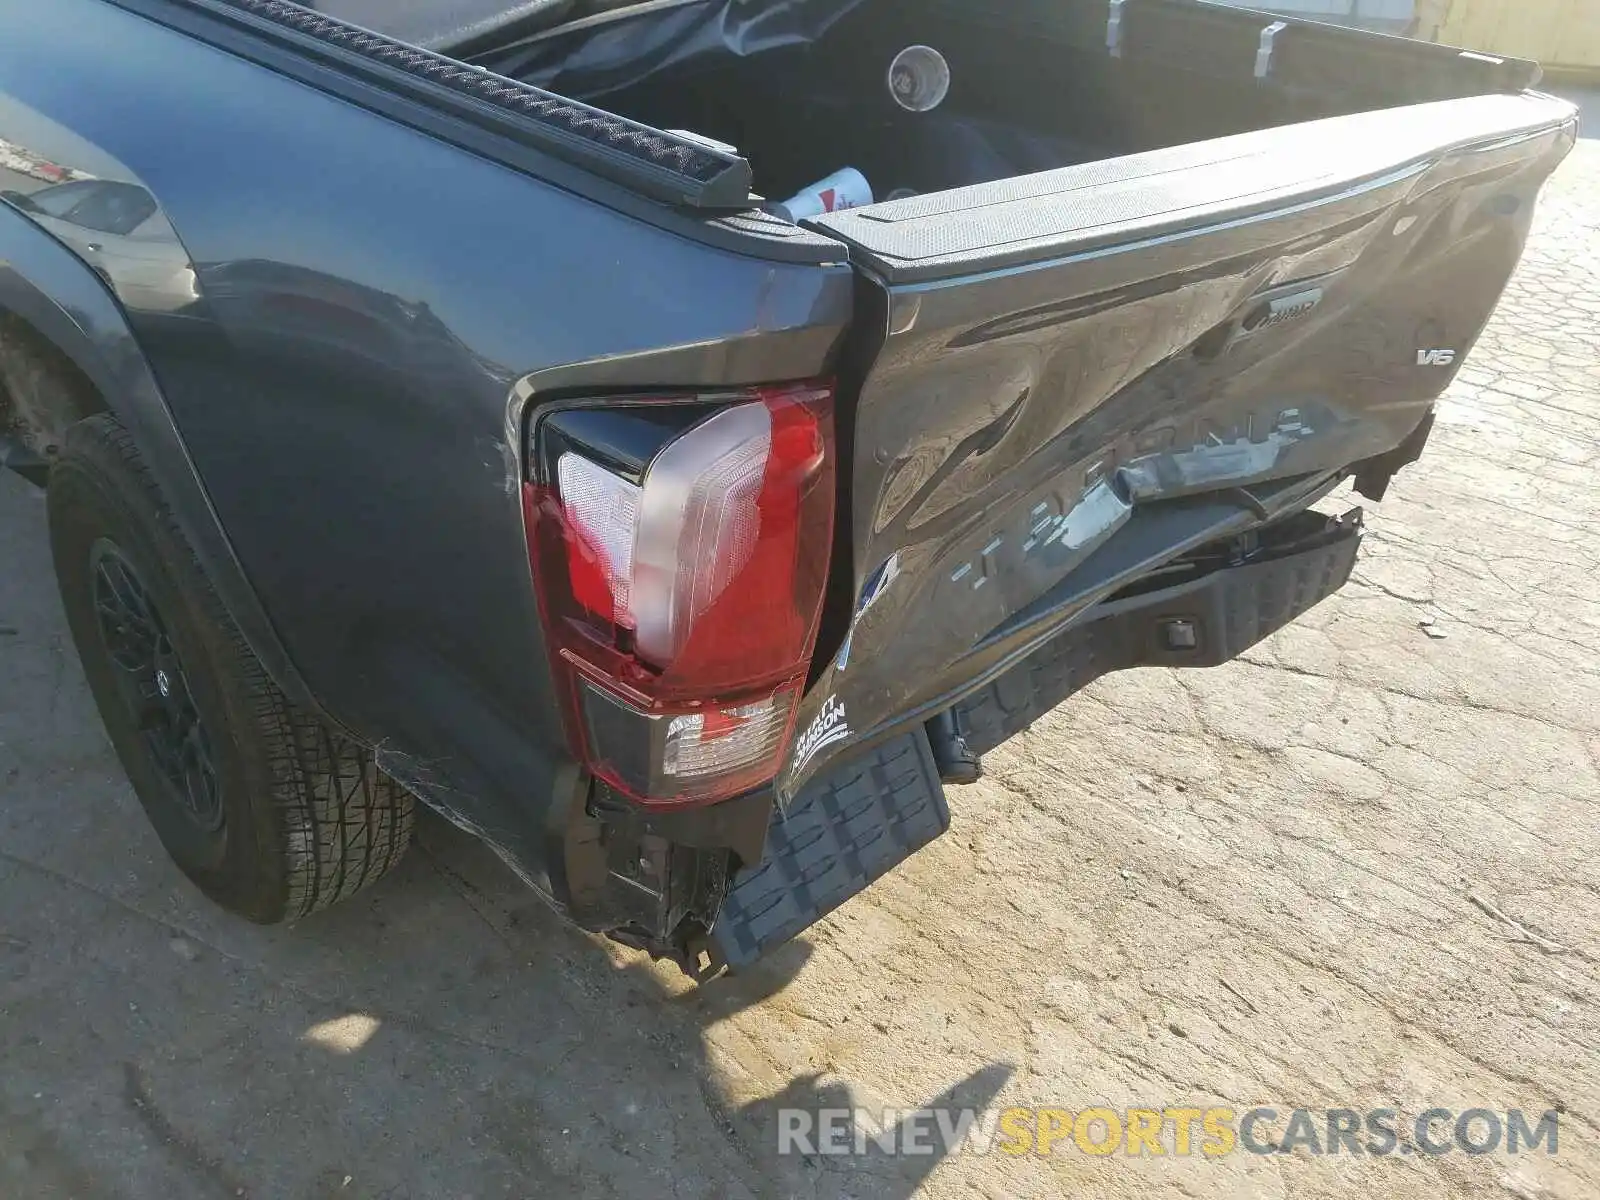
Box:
3;125;1599;1200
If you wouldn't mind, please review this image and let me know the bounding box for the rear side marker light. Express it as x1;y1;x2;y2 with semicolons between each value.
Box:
525;382;836;808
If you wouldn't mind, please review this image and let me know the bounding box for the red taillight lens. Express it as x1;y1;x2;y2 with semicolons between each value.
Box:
525;382;835;807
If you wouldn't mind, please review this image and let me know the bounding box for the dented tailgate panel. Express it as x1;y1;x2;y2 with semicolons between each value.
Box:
778;94;1576;798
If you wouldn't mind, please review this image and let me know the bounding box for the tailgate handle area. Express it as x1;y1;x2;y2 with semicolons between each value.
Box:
1195;274;1337;360
1240;283;1325;335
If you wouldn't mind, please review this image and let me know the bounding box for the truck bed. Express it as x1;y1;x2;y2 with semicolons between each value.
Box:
478;0;1543;213
78;0;1577;804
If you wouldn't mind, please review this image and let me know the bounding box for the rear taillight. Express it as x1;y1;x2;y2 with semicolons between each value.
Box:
525;382;835;807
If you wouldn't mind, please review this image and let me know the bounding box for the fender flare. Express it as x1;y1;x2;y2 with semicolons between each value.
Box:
0;204;328;723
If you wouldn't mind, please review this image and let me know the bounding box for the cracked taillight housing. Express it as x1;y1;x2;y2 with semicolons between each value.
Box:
525;383;835;807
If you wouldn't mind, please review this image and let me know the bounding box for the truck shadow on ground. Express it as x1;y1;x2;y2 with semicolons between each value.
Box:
383;806;1016;1198
4;774;1013;1200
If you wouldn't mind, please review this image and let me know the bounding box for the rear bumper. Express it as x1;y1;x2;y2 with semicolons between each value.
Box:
709;506;1363;970
955;506;1363;756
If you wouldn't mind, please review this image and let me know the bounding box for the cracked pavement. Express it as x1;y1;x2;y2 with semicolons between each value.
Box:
2;110;1598;1200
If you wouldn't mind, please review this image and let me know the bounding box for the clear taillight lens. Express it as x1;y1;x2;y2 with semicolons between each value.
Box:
631;402;771;669
555;452;639;627
526;382;835;807
577;680;800;802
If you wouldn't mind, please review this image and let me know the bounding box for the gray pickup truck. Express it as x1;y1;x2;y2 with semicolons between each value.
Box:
0;0;1575;977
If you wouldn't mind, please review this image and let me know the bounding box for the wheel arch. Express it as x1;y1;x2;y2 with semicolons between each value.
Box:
0;308;109;449
0;202;331;727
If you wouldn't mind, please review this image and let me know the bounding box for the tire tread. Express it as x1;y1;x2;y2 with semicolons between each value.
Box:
56;416;412;920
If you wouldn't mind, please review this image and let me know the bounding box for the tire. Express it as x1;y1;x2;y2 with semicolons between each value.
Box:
48;415;413;922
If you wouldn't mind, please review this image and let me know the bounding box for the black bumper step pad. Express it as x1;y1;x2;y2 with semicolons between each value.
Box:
710;730;949;971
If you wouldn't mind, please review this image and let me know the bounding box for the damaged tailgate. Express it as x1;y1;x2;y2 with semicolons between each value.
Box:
777;92;1576;798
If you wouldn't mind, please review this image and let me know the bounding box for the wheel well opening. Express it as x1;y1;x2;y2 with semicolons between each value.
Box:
0;309;110;465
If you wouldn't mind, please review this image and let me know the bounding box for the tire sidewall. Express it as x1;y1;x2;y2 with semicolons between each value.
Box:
49;424;291;921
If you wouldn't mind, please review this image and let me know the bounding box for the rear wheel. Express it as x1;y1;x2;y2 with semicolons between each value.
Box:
49;415;412;922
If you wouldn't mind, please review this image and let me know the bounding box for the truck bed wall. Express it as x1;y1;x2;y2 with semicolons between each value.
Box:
488;0;1529;202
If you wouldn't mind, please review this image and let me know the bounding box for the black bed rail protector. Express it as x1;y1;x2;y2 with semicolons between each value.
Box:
117;0;755;209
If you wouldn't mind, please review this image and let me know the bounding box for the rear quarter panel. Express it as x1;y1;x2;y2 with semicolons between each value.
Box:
0;0;853;895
